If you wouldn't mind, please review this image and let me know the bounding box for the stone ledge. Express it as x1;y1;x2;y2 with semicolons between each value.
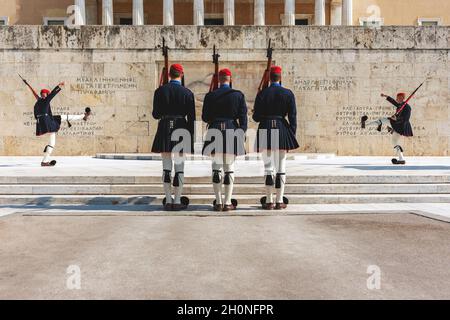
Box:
0;26;448;50
94;152;335;161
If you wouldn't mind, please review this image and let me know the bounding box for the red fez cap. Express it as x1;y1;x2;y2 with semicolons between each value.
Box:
219;68;232;77
397;92;406;99
270;66;282;75
40;89;50;95
170;64;184;74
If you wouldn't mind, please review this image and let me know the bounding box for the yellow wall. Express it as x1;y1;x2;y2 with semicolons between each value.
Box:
353;0;450;26
1;0;449;26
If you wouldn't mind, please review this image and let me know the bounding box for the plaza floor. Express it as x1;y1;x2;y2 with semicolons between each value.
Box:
0;211;449;299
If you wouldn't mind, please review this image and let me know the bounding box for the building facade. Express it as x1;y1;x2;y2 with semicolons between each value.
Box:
1;0;449;27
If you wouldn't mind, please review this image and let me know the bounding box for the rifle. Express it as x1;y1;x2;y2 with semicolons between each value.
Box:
394;82;424;117
209;45;220;92
18;73;39;99
159;37;169;87
257;39;273;93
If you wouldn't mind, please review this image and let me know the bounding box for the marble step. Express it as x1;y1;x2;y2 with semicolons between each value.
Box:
95;153;335;161
1;194;450;205
1;183;450;195
1;175;449;185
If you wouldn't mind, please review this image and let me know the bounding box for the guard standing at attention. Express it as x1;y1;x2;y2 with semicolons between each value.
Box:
151;64;196;211
253;66;299;210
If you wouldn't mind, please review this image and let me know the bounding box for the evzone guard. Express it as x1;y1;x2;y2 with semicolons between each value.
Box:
21;76;92;167
253;66;299;210
361;92;414;165
202;68;248;212
151;63;195;211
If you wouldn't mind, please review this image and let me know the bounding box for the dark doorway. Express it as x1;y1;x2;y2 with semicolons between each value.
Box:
204;18;224;25
295;18;309;25
119;17;133;25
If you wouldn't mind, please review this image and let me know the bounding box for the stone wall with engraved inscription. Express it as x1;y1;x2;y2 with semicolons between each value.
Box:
0;26;448;155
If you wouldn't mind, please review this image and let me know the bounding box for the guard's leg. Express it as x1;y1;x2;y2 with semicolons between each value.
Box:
65;114;86;128
173;154;186;209
66;115;85;121
275;150;288;209
223;154;236;211
212;154;224;211
262;150;275;209
42;132;56;166
362;117;390;131
391;132;405;164
161;153;173;208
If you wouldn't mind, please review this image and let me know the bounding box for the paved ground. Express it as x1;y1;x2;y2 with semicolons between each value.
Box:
1;156;450;177
0;210;449;300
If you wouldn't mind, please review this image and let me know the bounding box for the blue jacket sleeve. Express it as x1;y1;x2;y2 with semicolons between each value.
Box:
201;93;211;123
238;93;248;132
46;86;61;103
186;91;196;136
386;96;400;108
152;89;161;120
287;91;297;134
252;92;263;122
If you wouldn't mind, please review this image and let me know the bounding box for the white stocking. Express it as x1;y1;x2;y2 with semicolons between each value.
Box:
212;155;223;205
366;117;391;127
66;114;85;121
42;132;56;163
223;155;235;206
262;150;274;203
275;150;287;204
173;154;185;205
162;153;173;204
392;132;404;161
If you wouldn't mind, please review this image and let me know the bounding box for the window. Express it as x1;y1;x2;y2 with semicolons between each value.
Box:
0;16;8;25
418;18;442;26
204;14;224;25
119;17;133;25
295;19;308;25
43;17;66;26
281;14;313;25
204;18;224;25
359;17;384;28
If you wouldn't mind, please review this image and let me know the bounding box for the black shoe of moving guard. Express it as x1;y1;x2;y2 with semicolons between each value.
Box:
361;116;368;129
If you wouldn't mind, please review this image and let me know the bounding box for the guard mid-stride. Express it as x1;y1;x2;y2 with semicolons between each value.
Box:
202;68;248;212
23;79;91;167
151;64;196;211
361;92;414;165
253;66;299;210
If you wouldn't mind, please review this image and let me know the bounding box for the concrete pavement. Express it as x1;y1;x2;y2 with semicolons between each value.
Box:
0;210;449;299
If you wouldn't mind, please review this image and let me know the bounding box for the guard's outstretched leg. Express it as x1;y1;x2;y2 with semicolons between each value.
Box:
41;132;57;167
65;109;92;128
361;117;390;132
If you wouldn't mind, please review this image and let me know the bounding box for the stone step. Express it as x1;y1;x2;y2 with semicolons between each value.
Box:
95;153;336;161
1;194;450;205
1;175;449;185
1;183;450;195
